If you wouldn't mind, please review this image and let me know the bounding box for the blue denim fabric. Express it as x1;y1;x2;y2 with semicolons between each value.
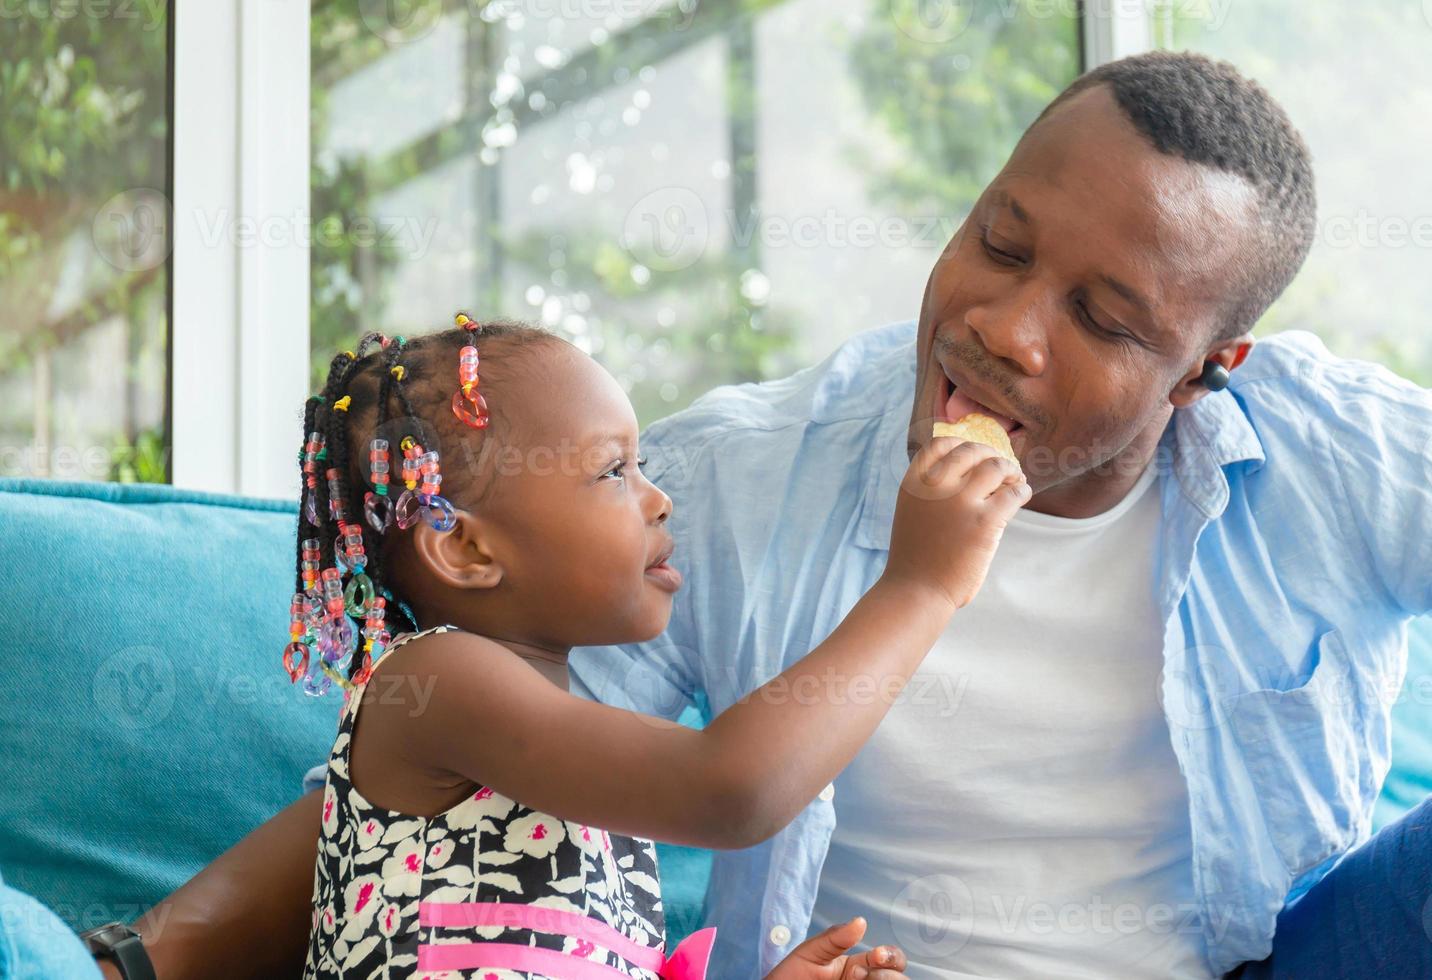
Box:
1227;795;1432;979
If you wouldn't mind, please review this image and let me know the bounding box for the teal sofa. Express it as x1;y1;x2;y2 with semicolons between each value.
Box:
0;478;1428;966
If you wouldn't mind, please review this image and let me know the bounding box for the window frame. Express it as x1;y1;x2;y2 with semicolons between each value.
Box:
170;0;311;499
169;1;1138;498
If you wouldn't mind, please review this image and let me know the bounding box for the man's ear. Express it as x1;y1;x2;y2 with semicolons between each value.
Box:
1170;332;1255;409
409;510;504;591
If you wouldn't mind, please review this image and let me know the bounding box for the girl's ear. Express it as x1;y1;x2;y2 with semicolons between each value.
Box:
409;511;504;591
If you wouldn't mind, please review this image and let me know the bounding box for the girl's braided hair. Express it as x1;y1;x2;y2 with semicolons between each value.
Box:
290;318;551;692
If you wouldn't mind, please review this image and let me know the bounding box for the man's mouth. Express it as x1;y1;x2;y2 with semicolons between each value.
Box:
937;364;1025;436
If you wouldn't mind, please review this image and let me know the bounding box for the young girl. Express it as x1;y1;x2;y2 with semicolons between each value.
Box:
288;314;1029;979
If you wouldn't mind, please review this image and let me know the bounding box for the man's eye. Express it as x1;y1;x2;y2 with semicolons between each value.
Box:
979;226;1024;265
1076;300;1130;345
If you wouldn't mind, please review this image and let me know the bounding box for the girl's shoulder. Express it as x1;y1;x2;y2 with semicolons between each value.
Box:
368;624;512;677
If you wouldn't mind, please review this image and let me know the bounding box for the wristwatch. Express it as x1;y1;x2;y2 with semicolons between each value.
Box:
79;922;156;980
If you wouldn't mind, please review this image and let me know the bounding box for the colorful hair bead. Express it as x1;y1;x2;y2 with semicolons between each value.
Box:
301;538;322;594
364;438;392;533
451;312;491;430
340;522;366;572
302;660;333;698
418;451;442;496
302;592;325;633
326;467;350;524
406;446;456;531
394;438;424;530
284;590;312;684
321;567;346;619
425;494;456;532
302;431;326;525
283;641;310;683
362;596;389;653
316;615;357;671
344;571;374;618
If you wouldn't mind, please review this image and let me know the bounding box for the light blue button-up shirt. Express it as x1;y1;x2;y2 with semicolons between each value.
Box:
571;320;1432;978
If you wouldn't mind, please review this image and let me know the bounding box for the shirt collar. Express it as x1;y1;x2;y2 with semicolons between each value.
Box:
1161;384;1266;518
855;347;1266;549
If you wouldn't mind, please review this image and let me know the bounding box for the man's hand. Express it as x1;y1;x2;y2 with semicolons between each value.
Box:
764;917;910;980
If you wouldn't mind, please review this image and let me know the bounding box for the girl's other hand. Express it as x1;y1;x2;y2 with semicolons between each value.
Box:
764;917;911;980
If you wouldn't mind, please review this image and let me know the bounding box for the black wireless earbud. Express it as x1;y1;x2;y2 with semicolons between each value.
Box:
1200;360;1230;391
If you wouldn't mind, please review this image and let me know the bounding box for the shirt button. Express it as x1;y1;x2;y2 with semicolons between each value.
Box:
818;783;835;802
769;924;792;947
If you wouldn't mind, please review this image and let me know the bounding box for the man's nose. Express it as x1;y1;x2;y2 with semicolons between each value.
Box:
967;282;1049;377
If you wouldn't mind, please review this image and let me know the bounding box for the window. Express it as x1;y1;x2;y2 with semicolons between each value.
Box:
1152;0;1432;385
0;3;172;481
311;0;1081;424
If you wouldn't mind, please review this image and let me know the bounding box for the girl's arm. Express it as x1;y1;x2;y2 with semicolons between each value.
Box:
396;439;1027;849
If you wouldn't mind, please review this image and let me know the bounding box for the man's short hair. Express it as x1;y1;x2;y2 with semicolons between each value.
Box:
1037;50;1316;343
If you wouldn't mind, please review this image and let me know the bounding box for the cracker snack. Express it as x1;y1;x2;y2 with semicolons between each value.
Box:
933;413;1020;468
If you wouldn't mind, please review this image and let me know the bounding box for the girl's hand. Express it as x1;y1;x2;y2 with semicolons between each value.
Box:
764;917;910;980
881;436;1030;611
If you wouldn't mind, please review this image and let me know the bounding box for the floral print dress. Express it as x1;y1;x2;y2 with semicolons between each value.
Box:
303;626;695;980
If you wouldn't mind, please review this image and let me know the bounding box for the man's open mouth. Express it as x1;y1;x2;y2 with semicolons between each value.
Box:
938;364;1024;435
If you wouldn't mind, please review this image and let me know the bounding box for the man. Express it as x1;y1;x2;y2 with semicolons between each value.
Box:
106;51;1432;978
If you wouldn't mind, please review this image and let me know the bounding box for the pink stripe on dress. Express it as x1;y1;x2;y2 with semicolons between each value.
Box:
419;901;665;972
417;940;639;979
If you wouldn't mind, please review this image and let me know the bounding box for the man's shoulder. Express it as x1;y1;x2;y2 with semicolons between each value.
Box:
1231;329;1430;419
641;320;916;479
1237;330;1426;401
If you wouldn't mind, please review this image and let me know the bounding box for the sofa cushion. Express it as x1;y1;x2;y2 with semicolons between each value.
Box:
1373;615;1432;829
0;479;335;928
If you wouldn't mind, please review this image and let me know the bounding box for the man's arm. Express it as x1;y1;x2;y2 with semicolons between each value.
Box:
99;790;321;980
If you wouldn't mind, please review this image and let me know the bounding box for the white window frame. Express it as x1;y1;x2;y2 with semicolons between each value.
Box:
1082;0;1153;67
171;0;310;500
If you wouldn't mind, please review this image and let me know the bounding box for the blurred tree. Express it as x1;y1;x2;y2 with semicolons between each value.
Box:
0;8;169;482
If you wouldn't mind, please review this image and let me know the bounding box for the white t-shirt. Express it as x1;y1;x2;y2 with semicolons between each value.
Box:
810;461;1212;979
